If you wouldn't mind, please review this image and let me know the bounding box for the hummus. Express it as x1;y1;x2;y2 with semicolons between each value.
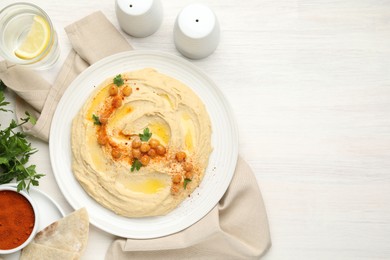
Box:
71;68;212;217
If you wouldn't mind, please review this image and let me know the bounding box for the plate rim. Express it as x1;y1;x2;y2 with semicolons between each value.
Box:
49;50;238;238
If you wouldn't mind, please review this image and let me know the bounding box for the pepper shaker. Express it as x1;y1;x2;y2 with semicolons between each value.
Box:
115;0;163;38
173;3;220;59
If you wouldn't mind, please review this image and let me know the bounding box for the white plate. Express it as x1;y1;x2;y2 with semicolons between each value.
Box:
2;184;65;260
49;50;238;239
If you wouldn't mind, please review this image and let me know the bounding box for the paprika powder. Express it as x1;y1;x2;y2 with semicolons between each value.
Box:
0;190;35;250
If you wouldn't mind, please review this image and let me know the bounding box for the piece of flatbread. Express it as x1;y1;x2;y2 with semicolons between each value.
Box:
33;207;89;254
20;243;79;260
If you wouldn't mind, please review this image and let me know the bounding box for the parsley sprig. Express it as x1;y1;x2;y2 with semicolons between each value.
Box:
113;74;124;87
92;114;101;125
183;178;192;189
139;127;152;142
131;159;142;172
0;82;44;191
0;81;10;113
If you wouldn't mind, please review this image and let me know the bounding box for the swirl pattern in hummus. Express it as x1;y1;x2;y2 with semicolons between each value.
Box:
71;68;212;217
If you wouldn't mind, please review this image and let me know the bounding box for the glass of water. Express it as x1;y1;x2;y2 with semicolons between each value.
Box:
0;2;60;70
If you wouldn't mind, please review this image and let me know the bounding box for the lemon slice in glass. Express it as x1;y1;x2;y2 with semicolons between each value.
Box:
14;15;51;60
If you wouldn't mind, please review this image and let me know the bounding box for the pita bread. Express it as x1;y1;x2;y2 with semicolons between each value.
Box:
20;243;79;260
33;208;89;254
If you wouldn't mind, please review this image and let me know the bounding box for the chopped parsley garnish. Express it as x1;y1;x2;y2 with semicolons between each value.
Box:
183;178;192;189
92;114;101;125
131;159;142;172
113;74;124;87
139;127;152;142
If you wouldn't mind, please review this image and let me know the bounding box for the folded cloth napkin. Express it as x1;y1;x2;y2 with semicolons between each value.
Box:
0;11;271;259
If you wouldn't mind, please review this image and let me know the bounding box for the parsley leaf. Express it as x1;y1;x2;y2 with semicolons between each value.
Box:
183;178;192;189
139;127;152;142
131;159;142;172
113;74;124;87
0;84;11;113
0;80;6;91
92;114;101;125
25;111;37;125
0;88;45;191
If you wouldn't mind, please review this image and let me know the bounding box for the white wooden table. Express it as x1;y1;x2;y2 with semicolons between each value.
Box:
1;0;390;259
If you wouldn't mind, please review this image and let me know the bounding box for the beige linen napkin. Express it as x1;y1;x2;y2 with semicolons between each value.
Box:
0;11;271;259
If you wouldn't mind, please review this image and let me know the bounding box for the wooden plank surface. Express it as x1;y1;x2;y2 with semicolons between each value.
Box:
1;0;389;259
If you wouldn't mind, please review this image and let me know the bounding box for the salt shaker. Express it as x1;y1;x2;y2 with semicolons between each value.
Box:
173;3;220;59
115;0;163;38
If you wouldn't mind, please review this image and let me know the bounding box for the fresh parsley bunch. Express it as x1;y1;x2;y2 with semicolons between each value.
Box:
0;81;44;191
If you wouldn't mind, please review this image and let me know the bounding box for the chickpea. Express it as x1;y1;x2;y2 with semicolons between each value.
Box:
108;139;117;147
99;111;110;124
99;116;108;125
132;149;141;159
147;148;157;158
175;151;186;162
171;184;180;195
109;85;118;96
122;85;132;96
140;143;151;153
172;174;182;184
185;171;193;179
132;136;142;148
183;162;193;172
97;135;108;145
112;96;122;108
149;138;160;149
140;155;150;166
156;145;166;156
111;149;121;159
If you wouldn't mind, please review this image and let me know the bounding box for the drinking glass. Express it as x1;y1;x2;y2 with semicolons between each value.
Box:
0;2;60;70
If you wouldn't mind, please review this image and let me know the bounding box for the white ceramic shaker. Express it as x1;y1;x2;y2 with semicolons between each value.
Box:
173;3;220;59
115;0;163;38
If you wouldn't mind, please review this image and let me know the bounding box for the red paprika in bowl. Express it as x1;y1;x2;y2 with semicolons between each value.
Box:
0;185;39;254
